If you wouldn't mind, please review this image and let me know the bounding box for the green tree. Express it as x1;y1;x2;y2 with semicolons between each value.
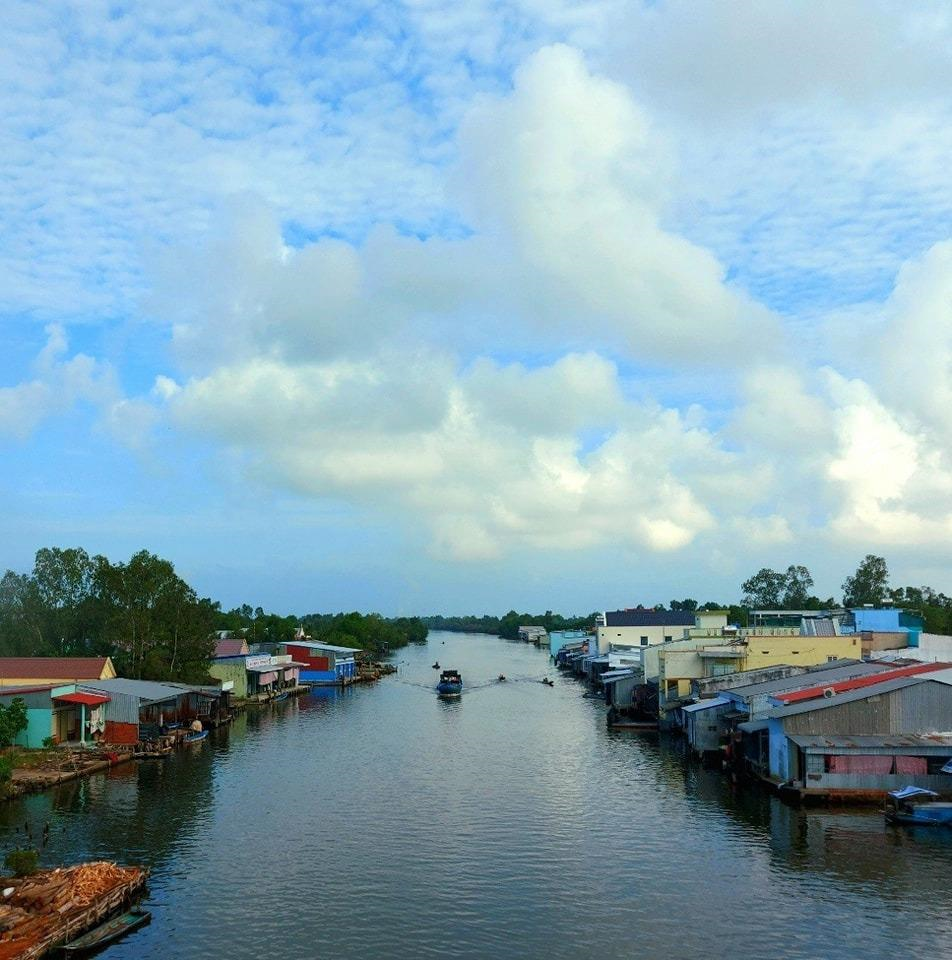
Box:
0;698;27;748
741;568;786;608
781;565;814;609
842;555;889;607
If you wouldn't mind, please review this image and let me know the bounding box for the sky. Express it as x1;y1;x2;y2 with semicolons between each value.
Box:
4;0;952;616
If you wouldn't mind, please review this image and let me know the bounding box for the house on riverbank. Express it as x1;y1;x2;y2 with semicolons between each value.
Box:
739;665;952;798
281;641;358;685
0;684;110;747
0;657;116;687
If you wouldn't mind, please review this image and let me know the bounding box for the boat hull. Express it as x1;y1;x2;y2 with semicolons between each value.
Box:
61;908;151;954
436;683;462;697
887;810;952;826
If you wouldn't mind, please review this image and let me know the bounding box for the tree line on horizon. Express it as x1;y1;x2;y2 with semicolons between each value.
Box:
0;547;428;682
425;555;952;637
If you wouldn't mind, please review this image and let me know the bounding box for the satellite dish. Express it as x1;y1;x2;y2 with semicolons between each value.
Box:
823;687;836;699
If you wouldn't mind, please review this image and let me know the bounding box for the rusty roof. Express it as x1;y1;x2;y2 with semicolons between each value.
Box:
0;657;111;680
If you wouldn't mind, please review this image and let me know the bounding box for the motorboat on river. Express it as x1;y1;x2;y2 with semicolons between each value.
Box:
885;786;952;826
437;669;462;697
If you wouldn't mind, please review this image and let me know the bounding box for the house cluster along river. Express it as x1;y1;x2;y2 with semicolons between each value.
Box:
1;632;950;959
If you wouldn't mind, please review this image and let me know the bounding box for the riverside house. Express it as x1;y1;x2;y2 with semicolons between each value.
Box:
0;657;116;687
0;684;110;747
280;641;358;685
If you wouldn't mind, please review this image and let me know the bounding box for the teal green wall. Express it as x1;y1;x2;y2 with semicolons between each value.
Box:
14;707;54;749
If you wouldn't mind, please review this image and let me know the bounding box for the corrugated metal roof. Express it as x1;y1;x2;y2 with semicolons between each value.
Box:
285;642;360;654
682;696;731;713
765;676;952;719
722;660;892;699
775;662;952;704
213;639;248;658
789;733;952;749
601;669;635;682
82;677;186;704
737;719;769;733
0;657;111;679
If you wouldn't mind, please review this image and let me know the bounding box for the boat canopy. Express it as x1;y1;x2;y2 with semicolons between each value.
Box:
888;786;940;801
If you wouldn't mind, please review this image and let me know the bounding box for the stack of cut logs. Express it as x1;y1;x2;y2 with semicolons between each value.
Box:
0;862;146;959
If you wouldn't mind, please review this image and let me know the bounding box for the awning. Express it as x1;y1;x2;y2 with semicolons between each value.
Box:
737;719;769;733
682;696;730;713
54;692;110;707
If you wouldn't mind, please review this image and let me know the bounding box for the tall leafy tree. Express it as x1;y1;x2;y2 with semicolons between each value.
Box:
842;555;889;607
781;565;815;609
741;568;786;608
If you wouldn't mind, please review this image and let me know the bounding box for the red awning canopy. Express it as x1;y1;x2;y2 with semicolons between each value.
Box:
54;692;110;706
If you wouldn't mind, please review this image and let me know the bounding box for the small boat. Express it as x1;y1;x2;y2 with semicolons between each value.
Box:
183;729;208;743
431;662;440;669
498;674;506;682
272;691;289;703
437;669;462;697
885;786;952;826
61;907;151;954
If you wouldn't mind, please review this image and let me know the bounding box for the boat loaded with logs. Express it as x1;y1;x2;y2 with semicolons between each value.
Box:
0;861;148;959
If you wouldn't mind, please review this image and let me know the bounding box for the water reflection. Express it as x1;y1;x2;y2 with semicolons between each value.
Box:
0;633;948;959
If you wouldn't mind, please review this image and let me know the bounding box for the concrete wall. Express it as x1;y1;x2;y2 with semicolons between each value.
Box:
596;624;683;655
209;661;248;699
742;634;859;670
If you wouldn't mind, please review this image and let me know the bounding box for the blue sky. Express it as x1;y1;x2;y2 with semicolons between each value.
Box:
4;0;952;615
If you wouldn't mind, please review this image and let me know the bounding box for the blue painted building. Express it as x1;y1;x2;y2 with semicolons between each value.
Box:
549;630;590;658
283;642;359;685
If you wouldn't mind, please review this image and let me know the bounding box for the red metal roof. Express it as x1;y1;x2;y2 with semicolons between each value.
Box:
0;657;111;680
213;639;249;658
54;692;110;706
774;662;952;704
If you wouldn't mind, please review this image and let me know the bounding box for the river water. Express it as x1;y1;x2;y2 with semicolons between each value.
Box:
1;631;950;959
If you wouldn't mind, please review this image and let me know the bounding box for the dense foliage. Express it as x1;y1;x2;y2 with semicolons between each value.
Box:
299;612;427;657
0;547;217;683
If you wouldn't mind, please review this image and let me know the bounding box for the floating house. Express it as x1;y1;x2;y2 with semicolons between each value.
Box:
682;660;899;758
739;666;952;798
0;657;116;687
518;625;548;644
281;641;358;685
549;630;590;658
80;678;201;744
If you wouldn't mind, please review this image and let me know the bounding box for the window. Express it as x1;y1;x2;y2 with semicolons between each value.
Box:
827;655;838;662
640;636;649;646
664;635;672;642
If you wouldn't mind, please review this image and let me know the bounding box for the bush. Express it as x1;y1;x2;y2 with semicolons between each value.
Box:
4;849;38;877
41;737;56;750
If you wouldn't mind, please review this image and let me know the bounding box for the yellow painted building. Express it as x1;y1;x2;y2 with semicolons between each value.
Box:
654;633;860;716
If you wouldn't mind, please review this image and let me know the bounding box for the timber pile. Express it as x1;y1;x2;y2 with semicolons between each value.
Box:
0;862;147;959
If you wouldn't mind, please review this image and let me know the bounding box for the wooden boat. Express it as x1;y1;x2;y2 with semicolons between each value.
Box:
183;729;208;743
60;907;151;954
436;669;462;697
886;786;952;826
272;691;289;703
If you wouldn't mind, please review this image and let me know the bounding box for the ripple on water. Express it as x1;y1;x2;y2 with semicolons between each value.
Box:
0;633;950;959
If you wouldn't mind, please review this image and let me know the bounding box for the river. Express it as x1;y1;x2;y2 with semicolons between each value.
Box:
1;631;950;959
